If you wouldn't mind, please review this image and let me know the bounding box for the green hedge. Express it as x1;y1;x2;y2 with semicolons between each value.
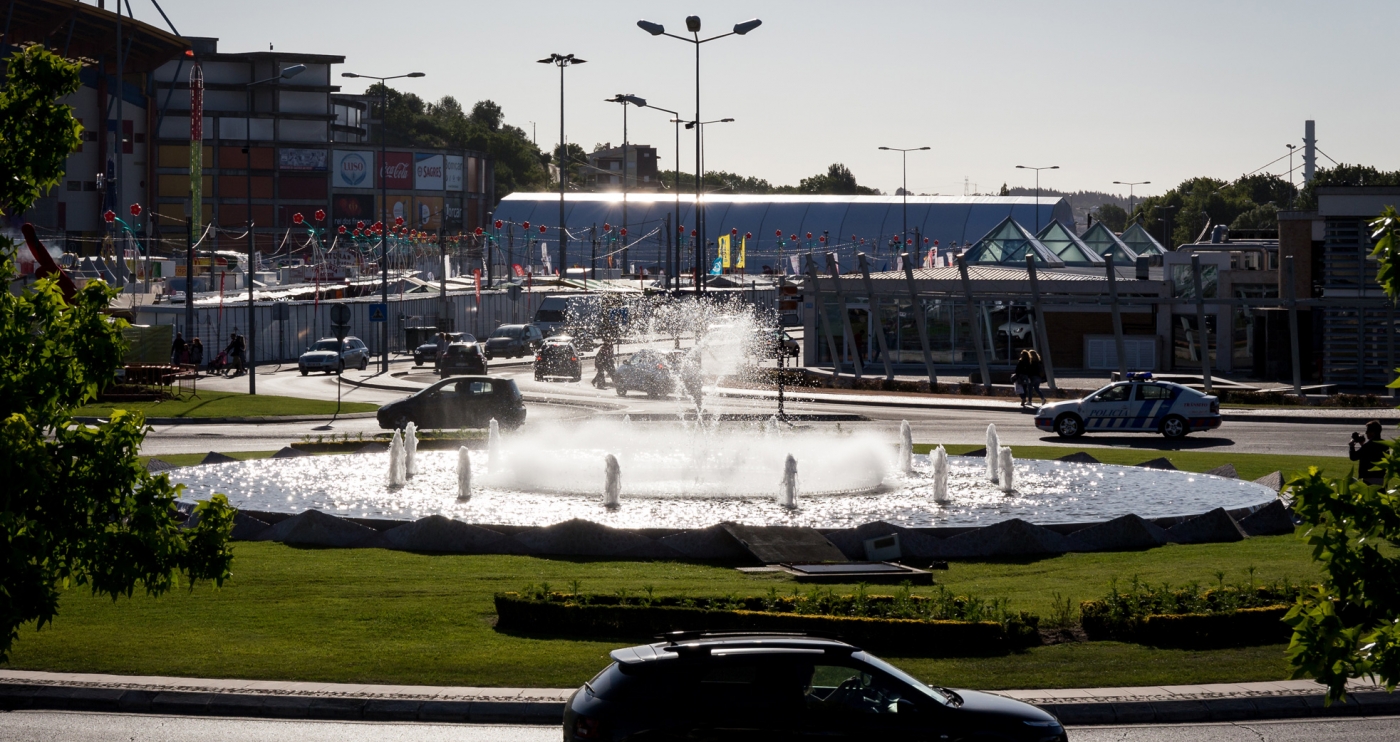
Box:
494;594;1019;657
1081;601;1293;648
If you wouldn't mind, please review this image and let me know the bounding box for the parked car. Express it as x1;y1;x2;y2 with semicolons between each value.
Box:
413;332;474;367
1034;373;1220;439
439;341;488;377
614;349;678;397
298;336;370;375
757;328;800;359
535;336;582;382
564;632;1066;742
484;324;544;359
376;376;526;430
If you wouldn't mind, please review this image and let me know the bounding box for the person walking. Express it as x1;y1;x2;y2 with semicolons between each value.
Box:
1028;349;1048;405
1013;350;1032;407
189;337;205;372
1349;420;1388;486
592;338;616;388
225;332;246;377
435;331;450;371
170;332;187;366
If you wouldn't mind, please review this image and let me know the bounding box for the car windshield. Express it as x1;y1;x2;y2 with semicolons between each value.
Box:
311;340;340;351
492;327;523;339
855;653;952;706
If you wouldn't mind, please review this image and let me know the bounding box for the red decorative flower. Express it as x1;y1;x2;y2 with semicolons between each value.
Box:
474;227;483;236
293;213;305;224
539;225;547;234
103;210;115;223
395;216;405;226
129;203;142;217
775;229;782;237
357;220;365;229
731;228;738;235
690;230;697;237
819;235;826;243
744;232;752;239
934;239;940;246
523;221;530;230
603;222;611;232
906;238;913;245
790;234;797;241
494;220;503;229
806;232;812;239
314;209;326;222
354;228;362;236
924;237;930;243
620;228;628;237
338;225;347;234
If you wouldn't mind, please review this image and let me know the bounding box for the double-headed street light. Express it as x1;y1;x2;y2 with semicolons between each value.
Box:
638;15;761;294
341;70;426;373
1015;164;1059;233
1113;180;1150;222
538;54;586;277
879;146;930;265
628;99;684;290
606;94;645;271
242;62;306;394
685;117;734;281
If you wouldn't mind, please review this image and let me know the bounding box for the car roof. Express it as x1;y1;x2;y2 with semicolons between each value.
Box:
610;633;857;666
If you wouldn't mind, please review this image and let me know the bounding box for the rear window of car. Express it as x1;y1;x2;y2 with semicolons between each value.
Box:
492;327;522;339
535;310;566;322
1136;384;1176;401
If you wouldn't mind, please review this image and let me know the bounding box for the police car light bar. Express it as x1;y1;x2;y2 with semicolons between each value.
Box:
1125;372;1154;381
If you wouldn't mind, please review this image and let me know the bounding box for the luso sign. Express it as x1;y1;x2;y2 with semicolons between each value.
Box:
332;150;372;188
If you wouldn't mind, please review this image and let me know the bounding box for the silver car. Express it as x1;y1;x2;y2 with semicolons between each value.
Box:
299;336;370;375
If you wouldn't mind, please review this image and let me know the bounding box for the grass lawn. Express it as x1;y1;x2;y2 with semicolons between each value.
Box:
914;444;1353;482
4;537;1317;690
75;390;378;419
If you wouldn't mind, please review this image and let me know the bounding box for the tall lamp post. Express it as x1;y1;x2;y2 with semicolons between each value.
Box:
1015;164;1059;233
341;70;426;373
244;62;306;394
878;146;930;264
539;54;586;277
685;117;734;280
638;15;762;294
629;99;683;291
605;94;644;271
1158;203;1179;250
1113;180;1150;224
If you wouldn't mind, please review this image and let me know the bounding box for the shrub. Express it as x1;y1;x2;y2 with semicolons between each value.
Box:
1080;572;1305;646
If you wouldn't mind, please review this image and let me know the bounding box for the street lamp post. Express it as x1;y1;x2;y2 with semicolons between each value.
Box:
1285;144;1297;208
629;100;684;290
1113;180;1150;224
341;70;426;373
638;15;762;294
1159;203;1180;250
685;117;734;280
1015;164;1059;233
243;62;306;394
539;54;586;278
879;146;930;265
606;94;644;272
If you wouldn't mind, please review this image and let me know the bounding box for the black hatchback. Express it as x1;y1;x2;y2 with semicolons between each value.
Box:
439;342;488;378
564;633;1066;742
535;337;582;382
376;376;526;430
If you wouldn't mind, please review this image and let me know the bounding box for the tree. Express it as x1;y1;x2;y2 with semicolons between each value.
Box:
794;163;880;196
998;183;1010;196
552;143;588;186
0;46;235;662
1093;204;1128;232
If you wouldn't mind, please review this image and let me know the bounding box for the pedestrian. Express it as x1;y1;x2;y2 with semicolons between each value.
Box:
1013;350;1032;407
170;331;187;366
1028;349;1048;405
593;338;615;388
1349;420;1388;486
225;332;245;377
189;337;204;371
435;331;450;371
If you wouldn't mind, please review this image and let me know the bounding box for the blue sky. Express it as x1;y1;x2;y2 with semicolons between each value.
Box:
154;0;1398;197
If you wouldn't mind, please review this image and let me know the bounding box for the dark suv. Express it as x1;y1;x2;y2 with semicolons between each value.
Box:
564;633;1066;742
377;376;526;430
484;324;544;359
439;342;488;378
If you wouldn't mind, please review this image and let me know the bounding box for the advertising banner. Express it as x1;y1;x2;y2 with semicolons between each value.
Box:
415;153;445;191
331;193;375;229
386;195;410;225
445;155;464;191
280;148;327;171
378;151;413;189
414;196;443;229
332;150;373;188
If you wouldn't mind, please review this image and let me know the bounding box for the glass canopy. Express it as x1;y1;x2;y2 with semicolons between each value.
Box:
961;216;1066;268
1080;222;1139;264
1120;222;1169;256
1036;221;1104;266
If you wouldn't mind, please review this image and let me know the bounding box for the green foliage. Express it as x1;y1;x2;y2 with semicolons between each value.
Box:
1296;163;1400;211
658;169;777;196
552;142;588;184
1230;203;1279;231
0;47;83;216
794;163;880;195
1131;173;1295;248
1283;467;1400;702
1369;205;1400;302
1093;203;1128;232
1079;572;1304;641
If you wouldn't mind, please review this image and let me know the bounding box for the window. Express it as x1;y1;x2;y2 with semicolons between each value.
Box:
805;664;918;716
469;381;493;395
1092;384;1131;402
67;181;81;191
1171;264;1219;299
1135;384;1174;401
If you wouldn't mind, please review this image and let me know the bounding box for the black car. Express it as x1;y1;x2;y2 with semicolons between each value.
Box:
413;332;474;367
535;337;582;382
484;324;544;359
564;633;1066;742
376;376;526;430
439;342;488;378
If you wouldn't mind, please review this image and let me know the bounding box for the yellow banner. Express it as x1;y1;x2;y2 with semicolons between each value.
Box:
737;236;746;269
718;234;731;269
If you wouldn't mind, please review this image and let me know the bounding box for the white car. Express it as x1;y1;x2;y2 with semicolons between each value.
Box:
298;336;370;375
1034;374;1221;439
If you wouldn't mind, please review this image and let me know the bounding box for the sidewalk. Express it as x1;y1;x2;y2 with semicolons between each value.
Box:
1;669;1393;726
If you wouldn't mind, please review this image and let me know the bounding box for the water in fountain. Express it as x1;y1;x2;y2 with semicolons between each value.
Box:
404;422;419;478
778;454;798;509
998;447;1015;493
985;423;1000;482
932;445;949;503
603;454;621;509
898;420;913;474
487;418;501;472
623;414;631;426
456;447;472;501
387;430;406;487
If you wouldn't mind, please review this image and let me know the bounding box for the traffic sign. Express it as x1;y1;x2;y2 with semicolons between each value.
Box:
368;303;388;322
329;304;352;326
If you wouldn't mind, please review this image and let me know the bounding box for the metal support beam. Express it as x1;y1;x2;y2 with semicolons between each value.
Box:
956;255;993;392
1191;254;1213;394
1283;255;1303;397
826;252;863;380
1105;253;1127;378
857;252;893;381
1025;255;1057;393
805;255;843;380
901;252;938;391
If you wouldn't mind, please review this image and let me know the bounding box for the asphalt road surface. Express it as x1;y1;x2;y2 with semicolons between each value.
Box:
3;711;1398;741
143;357;1372;459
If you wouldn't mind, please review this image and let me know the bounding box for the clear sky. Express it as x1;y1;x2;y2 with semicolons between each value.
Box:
155;0;1398;198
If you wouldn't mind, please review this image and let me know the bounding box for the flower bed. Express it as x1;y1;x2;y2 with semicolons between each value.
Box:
1079;575;1304;648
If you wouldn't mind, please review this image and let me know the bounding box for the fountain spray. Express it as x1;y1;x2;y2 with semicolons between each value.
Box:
387;430;406;487
487;419;501;472
985;423;1000;483
779;454;798;509
932;445;949;503
998;447;1015;493
404;421;419;478
456;447;472;501
603;454;622;509
898;420;913;474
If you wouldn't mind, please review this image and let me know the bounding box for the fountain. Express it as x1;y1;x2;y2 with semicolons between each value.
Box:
932;445;949;503
898;420;913;474
387;431;406;488
603;454;622;509
998;447;1015;493
778;454;798;509
456;447;472;501
487;419;501;472
404;422;419;478
985;424;1000;482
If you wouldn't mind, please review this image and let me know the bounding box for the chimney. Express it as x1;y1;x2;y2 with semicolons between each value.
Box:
1303;120;1317;183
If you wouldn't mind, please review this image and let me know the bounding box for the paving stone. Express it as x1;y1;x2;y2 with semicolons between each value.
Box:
513;518;654;557
271;446;308;459
938;518;1073;558
1204;463;1239;478
1254;470;1285;492
1136;457;1178;470
1238;500;1297;537
1066;514;1169;552
145;458;178;472
252;509;381;548
1056;452;1101;464
374;515;513;554
1165;507;1247;544
199;451;238;465
822;521;944;560
658;525;751;561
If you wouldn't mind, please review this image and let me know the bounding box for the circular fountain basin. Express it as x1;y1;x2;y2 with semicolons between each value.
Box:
171;451;1276;530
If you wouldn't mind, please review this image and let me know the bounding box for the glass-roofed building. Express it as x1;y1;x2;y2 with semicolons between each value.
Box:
1080;222;1139;264
1035;221;1104;266
959;217;1065;268
1119;222;1169;256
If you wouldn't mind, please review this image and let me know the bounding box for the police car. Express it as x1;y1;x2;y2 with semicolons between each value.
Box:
1034;373;1221;439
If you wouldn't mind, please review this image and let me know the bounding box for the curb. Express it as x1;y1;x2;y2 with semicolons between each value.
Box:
73;412;378;425
1040;691;1400;726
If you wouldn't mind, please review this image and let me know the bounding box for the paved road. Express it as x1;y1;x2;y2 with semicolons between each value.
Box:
3;711;1398;741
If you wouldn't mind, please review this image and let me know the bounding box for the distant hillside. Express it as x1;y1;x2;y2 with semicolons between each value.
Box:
1005;187;1135;229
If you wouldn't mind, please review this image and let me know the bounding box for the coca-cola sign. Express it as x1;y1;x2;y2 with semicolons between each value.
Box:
378;151;413;189
415;153;445;191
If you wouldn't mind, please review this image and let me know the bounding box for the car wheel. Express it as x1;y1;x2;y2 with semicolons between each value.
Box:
535;372;544;381
300;369;308;376
360;357;368;371
414;358;423;367
1161;414;1189;439
616;385;627;396
571;374;581;383
1055;413;1084;438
